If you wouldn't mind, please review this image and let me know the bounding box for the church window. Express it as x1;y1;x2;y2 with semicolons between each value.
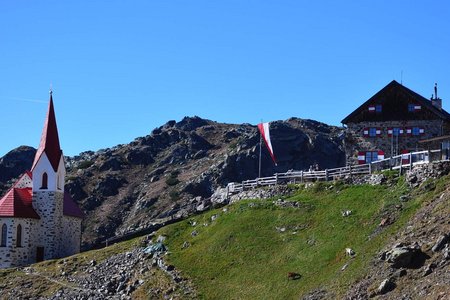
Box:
41;172;48;189
16;224;22;247
1;224;7;247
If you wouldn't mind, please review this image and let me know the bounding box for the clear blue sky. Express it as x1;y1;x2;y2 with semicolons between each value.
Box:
1;1;450;157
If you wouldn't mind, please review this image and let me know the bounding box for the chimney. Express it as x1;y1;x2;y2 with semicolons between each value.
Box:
431;83;442;109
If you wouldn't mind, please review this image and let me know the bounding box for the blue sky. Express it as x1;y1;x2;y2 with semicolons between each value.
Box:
1;1;450;157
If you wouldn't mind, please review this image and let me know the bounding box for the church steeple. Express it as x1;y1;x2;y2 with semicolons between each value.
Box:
31;91;62;172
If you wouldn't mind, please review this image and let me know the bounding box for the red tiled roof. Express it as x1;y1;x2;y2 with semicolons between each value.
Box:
63;191;84;218
31;93;63;172
0;188;40;219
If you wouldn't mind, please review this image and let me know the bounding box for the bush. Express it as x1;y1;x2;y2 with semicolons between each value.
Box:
166;170;180;186
169;190;180;200
78;160;94;169
166;177;180;186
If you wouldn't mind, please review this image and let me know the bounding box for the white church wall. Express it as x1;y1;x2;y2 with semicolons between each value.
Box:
32;152;58;191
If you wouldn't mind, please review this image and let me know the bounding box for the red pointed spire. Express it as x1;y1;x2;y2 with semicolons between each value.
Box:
31;91;63;172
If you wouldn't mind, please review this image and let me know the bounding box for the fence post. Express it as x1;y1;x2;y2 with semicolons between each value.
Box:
275;173;279;185
369;163;372;174
242;181;245;191
349;165;352;177
427;150;431;163
325;169;329;181
301;171;304;183
409;153;413;170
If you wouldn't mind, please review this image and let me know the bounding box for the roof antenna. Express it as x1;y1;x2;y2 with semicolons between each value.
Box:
400;70;403;85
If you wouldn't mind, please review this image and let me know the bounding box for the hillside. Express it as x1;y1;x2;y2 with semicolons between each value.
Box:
0;166;448;299
0;116;345;247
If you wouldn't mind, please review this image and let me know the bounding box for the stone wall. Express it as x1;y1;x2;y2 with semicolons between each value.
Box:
31;191;64;260
60;216;82;257
345;120;443;165
0;218;37;268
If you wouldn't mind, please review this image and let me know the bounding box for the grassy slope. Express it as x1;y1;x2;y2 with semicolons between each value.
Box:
159;180;425;299
1;176;445;299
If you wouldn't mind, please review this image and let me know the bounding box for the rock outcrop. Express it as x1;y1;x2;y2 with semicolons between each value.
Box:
0;146;36;195
0;116;345;247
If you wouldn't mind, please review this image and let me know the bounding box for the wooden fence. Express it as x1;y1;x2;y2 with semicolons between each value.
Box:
228;149;443;193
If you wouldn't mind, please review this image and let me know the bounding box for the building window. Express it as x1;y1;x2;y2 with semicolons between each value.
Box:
1;224;7;247
408;104;421;112
369;128;377;137
368;105;382;113
393;128;401;136
412;127;424;136
41;172;48;189
388;127;403;137
375;105;382;112
16;224;22;247
365;151;379;163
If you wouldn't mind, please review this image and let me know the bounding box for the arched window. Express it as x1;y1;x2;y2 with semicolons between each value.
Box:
16;224;22;247
41;172;48;189
1;224;7;247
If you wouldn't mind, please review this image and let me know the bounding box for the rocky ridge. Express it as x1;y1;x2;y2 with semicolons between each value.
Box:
0;116;345;247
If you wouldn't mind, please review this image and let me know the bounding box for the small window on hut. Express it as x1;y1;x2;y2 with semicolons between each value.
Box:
408;104;421;112
375;105;382;113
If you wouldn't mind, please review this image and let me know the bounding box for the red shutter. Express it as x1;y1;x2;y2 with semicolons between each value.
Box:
358;151;366;164
376;128;382;137
363;128;369;137
387;128;393;137
401;150;410;164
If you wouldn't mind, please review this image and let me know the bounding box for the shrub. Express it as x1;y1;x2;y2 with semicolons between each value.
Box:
78;160;94;169
166;177;180;186
166;170;180;186
169;190;180;200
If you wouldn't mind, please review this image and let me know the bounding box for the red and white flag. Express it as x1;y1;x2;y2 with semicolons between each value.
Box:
257;122;277;166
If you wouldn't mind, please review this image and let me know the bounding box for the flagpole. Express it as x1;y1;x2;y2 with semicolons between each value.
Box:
259;120;262;178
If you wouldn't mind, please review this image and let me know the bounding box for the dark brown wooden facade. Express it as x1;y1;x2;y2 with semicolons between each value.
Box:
342;80;450;165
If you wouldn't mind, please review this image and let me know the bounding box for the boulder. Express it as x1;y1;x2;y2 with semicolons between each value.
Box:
431;234;449;252
384;244;428;269
378;278;395;294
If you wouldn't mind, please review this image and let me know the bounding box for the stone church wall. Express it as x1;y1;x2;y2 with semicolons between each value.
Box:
60;216;82;257
31;191;64;260
0;218;37;268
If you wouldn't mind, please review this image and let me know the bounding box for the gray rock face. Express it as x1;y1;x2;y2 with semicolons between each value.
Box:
0;146;36;194
406;161;450;187
0;116;346;247
378;278;396;294
382;243;430;269
431;234;449;252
